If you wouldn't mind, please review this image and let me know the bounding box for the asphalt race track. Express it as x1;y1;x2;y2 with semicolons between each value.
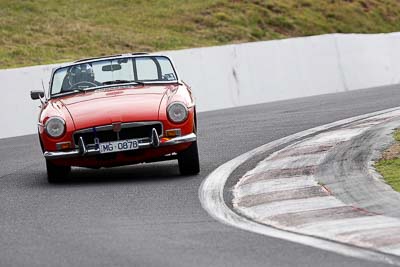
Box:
1;85;400;267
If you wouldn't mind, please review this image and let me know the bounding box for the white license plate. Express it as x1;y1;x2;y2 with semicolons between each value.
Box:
99;139;139;154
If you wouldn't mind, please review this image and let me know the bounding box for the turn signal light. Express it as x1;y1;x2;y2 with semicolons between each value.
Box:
165;129;181;138
56;142;72;151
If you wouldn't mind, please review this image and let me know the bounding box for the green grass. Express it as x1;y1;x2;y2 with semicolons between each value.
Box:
1;0;400;68
375;130;400;192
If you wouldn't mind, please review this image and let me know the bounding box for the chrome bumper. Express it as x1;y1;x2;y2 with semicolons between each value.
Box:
44;133;197;160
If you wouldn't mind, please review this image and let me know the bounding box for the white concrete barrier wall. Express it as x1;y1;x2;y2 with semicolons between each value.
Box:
2;33;400;139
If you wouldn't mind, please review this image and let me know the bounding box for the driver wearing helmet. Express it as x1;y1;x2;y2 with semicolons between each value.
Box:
61;63;101;91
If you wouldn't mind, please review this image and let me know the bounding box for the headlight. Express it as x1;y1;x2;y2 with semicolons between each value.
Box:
45;117;66;138
167;102;188;123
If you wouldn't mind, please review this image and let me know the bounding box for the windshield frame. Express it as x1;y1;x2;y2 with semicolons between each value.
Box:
48;54;180;99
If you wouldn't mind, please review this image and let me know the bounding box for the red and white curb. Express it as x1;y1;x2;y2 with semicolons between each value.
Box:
199;107;400;265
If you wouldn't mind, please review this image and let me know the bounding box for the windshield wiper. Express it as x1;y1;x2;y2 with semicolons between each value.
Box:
102;80;144;86
51;88;88;97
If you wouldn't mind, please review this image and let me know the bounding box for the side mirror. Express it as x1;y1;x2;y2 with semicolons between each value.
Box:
30;90;45;100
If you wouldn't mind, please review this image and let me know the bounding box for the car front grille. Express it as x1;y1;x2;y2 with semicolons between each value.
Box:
73;121;163;146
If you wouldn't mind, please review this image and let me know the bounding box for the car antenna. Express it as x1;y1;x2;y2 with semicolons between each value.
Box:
41;79;46;91
40;79;47;103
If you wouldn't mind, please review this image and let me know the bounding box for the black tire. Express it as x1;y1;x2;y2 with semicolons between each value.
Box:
178;141;200;175
46;160;71;183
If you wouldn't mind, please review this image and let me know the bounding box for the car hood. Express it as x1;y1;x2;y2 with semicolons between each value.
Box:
59;86;171;130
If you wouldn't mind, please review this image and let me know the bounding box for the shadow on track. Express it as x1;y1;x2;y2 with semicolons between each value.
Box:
32;161;193;186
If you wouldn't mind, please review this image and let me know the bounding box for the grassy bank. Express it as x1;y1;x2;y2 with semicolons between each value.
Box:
375;130;400;191
1;0;400;68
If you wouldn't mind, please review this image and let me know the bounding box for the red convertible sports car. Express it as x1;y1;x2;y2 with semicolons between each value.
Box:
31;53;200;183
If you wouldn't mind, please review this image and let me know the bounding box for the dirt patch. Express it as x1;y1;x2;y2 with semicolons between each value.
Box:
381;143;400;160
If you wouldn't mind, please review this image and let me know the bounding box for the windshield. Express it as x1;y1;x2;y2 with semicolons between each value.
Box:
50;56;178;96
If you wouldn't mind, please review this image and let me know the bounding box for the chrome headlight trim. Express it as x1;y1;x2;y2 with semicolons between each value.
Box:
167;102;188;124
45;116;66;138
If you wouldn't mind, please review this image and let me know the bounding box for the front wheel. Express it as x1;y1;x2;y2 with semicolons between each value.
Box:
178;141;200;175
46;160;71;183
